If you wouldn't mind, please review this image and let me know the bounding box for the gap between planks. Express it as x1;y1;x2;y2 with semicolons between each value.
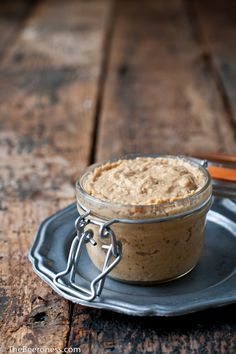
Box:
89;0;116;165
64;0;117;350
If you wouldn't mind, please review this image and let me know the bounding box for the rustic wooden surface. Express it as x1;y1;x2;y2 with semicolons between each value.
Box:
0;0;236;353
97;0;236;160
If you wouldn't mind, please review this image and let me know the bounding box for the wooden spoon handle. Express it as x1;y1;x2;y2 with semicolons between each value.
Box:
192;152;236;164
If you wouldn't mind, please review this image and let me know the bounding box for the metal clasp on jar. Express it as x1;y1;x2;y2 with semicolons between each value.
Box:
53;210;122;301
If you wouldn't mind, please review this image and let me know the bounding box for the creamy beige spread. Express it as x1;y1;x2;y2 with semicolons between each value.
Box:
84;157;206;205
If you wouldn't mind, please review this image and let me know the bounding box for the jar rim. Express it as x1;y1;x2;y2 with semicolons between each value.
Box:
76;154;212;214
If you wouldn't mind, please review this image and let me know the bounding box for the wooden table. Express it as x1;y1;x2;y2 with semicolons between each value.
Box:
1;0;236;353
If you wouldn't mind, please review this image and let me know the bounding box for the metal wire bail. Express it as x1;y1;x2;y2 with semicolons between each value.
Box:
52;210;122;301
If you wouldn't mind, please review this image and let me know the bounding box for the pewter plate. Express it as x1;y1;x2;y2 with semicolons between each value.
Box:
29;197;236;317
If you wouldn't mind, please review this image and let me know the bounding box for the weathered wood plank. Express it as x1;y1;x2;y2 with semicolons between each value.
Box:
69;305;236;354
0;0;32;54
0;0;111;352
96;0;236;161
67;0;236;353
193;0;236;129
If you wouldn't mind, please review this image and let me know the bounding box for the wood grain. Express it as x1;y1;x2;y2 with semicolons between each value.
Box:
0;0;32;54
0;0;111;352
69;305;236;354
193;0;236;130
96;0;236;161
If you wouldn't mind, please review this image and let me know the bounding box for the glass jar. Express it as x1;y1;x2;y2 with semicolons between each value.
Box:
76;154;212;284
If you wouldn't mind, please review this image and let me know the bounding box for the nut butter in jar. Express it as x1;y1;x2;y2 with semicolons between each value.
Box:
76;154;212;284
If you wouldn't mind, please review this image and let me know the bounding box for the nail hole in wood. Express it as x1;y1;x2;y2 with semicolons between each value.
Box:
32;311;48;322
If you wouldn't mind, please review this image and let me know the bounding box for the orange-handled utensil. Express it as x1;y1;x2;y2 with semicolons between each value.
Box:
190;152;236;183
208;165;236;183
